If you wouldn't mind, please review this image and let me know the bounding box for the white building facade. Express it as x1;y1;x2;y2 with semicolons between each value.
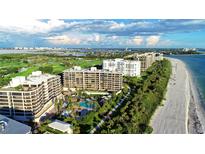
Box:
103;59;141;77
155;53;164;61
0;71;61;122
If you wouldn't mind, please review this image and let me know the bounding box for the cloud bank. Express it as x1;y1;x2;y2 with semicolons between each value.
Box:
146;36;160;46
0;19;205;47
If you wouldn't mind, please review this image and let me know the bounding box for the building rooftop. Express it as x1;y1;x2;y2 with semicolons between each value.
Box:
25;72;56;85
1;71;57;91
103;58;140;63
48;120;73;134
0;114;31;134
64;66;122;74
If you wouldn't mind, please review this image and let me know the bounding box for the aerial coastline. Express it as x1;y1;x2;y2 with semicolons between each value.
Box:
1;19;205;135
187;65;205;133
151;57;205;134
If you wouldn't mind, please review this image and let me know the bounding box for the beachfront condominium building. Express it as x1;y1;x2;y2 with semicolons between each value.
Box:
125;52;164;72
136;53;155;72
155;53;164;61
0;71;61;122
103;59;141;77
130;52;156;72
63;66;123;92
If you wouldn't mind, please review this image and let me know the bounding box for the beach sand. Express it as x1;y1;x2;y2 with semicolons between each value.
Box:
150;58;205;134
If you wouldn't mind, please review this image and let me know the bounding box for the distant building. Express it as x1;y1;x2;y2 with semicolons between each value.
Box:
0;71;61;122
0;114;31;134
103;59;141;77
63;66;123;92
135;52;155;72
155;53;164;61
183;48;196;52
126;52;160;72
48;120;73;134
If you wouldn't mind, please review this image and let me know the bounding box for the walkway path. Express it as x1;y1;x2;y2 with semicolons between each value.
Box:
90;88;131;134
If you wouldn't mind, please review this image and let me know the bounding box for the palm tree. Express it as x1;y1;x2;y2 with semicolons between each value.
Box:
54;100;59;114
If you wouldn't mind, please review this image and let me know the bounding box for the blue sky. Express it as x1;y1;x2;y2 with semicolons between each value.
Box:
0;19;205;48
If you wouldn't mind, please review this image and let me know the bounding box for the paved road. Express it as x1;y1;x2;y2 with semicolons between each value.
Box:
90;88;131;134
150;58;190;134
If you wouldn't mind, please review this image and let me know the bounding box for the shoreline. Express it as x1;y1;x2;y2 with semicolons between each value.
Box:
186;65;205;134
150;58;205;134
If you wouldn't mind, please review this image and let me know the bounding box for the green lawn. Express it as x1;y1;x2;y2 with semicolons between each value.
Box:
10;67;39;77
69;59;102;68
0;60;27;68
0;54;103;87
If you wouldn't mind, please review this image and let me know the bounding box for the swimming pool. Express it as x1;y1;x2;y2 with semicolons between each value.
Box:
79;101;95;109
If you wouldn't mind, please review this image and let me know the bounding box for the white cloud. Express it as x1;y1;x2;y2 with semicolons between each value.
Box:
81;33;102;42
181;20;205;25
146;35;160;46
94;34;101;42
126;21;153;28
110;22;125;29
46;35;81;45
111;36;118;40
0;19;67;34
133;36;143;45
45;33;104;45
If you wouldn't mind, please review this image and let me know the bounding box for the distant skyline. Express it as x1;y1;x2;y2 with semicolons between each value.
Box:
0;19;205;48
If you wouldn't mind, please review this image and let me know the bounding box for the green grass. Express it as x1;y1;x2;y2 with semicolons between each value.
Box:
52;64;66;74
26;58;102;74
0;54;103;87
0;60;27;68
10;67;39;77
70;59;102;68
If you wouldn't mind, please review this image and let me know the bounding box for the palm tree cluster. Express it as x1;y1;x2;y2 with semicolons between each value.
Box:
97;59;172;134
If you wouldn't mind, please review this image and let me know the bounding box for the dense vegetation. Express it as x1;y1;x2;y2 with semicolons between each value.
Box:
96;59;172;134
51;86;129;134
84;48;200;58
76;87;130;134
162;50;199;55
36;87;129;134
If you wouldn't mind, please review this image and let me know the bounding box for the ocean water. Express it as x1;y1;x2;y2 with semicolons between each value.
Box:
167;54;205;108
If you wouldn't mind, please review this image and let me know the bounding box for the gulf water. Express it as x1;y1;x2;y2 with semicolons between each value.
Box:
167;54;205;108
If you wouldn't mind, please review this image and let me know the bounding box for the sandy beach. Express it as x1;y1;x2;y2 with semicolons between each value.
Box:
150;58;205;134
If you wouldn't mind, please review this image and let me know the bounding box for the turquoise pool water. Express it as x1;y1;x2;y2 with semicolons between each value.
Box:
79;101;95;109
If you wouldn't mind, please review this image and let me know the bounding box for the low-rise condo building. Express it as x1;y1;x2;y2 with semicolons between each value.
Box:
48;120;73;134
0;71;61;122
63;66;123;92
103;59;141;77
